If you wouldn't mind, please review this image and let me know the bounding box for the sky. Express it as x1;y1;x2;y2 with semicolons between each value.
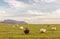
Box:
0;0;60;24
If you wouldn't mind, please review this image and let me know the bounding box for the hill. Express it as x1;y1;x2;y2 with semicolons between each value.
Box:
0;19;27;24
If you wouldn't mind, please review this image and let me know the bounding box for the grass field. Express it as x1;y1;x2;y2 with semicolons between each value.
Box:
0;23;60;39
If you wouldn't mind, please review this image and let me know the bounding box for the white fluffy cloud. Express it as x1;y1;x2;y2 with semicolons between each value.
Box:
26;10;50;16
25;9;60;18
24;9;60;24
0;0;60;24
0;7;9;21
0;7;60;23
0;7;16;21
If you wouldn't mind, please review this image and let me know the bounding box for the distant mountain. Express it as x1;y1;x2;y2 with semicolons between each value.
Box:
0;19;27;24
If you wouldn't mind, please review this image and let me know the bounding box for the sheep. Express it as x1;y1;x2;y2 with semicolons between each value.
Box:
51;27;56;30
19;26;24;30
24;28;29;34
40;28;46;33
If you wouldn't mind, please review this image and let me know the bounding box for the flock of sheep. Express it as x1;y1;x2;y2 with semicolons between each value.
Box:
40;26;56;33
12;24;56;34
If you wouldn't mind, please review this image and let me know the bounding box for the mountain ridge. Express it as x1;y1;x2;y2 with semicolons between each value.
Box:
0;19;27;24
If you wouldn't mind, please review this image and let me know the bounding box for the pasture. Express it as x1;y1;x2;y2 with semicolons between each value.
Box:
0;23;60;39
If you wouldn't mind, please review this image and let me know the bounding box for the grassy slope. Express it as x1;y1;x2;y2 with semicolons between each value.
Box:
0;23;60;39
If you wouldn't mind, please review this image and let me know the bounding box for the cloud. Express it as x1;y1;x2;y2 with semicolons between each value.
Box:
26;10;50;16
24;9;60;24
41;0;56;3
0;6;60;23
24;9;60;18
4;0;30;9
0;7;17;21
46;9;60;18
0;0;60;24
30;0;56;3
0;7;9;21
28;0;60;12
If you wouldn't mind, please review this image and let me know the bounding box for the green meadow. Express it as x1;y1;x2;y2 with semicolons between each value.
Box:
0;23;60;39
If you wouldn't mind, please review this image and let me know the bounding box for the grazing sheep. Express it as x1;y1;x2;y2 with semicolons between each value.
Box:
51;27;56;30
19;26;24;30
24;28;29;34
40;28;46;33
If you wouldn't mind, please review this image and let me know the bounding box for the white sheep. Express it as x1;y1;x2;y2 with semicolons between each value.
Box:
19;26;24;30
51;27;56;30
40;28;46;33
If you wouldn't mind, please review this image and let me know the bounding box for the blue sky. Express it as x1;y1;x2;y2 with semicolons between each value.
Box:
0;0;60;24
